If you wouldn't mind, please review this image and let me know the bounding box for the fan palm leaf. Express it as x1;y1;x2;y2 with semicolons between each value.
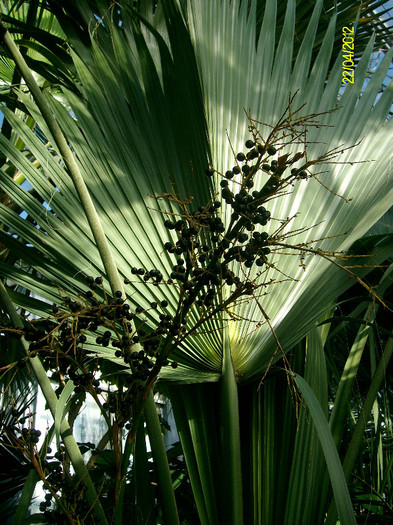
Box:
0;1;393;523
0;0;392;384
182;0;393;383
254;0;393;60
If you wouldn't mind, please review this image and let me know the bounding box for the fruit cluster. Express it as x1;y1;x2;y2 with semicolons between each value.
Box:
7;409;41;446
20;426;41;445
153;133;310;330
39;444;98;524
16;283;174;404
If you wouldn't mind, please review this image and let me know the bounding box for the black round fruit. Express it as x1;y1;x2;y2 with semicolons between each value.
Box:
267;146;276;155
238;233;248;243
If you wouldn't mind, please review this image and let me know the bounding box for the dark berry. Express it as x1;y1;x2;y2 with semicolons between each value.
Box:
238;233;248;243
164;220;175;229
267;146;276;155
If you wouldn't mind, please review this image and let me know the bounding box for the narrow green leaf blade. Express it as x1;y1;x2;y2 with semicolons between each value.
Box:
54;379;75;447
12;469;40;525
294;374;357;525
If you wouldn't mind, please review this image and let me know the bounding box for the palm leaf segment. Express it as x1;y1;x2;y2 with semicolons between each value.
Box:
185;0;393;382
0;0;393;385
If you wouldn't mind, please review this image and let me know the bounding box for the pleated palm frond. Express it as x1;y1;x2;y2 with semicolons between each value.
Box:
0;0;217;382
1;3;393;525
0;0;68;80
256;0;393;60
183;0;393;383
0;0;392;389
0;0;70;177
3;0;392;86
0;385;36;520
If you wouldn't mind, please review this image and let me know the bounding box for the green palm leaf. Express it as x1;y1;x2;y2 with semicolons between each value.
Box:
0;0;392;384
255;0;393;62
184;0;393;382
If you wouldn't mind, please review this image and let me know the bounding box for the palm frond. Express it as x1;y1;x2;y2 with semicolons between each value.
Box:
178;0;393;382
0;1;392;388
